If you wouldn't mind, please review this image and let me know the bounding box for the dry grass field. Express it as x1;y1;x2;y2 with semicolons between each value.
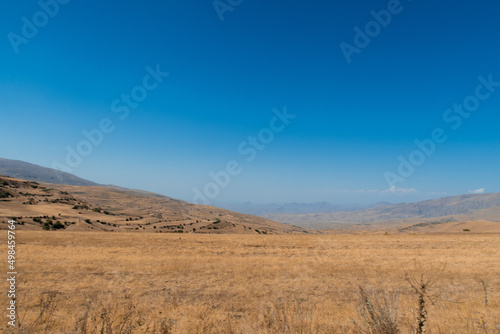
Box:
1;231;499;333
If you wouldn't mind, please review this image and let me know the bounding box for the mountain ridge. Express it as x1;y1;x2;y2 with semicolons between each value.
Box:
264;193;500;229
0;158;99;186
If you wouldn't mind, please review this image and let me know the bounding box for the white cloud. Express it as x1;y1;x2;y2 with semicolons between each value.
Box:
381;186;418;194
469;188;485;194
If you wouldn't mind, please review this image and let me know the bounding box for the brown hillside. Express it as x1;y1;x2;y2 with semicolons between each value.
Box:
0;176;309;235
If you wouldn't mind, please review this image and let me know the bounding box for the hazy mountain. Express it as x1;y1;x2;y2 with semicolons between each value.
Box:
0;158;99;186
265;193;500;229
3;157;498;233
215;201;375;215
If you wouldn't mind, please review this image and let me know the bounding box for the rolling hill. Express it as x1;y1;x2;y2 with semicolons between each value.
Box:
0;175;309;234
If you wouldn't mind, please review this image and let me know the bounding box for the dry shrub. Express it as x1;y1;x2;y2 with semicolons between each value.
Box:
11;291;59;334
465;313;500;334
353;287;400;334
403;261;444;334
260;299;314;333
73;300;143;333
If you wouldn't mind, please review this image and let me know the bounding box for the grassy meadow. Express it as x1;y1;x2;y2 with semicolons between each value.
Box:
2;231;499;333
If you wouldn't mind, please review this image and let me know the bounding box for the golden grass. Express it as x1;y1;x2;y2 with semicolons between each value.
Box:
2;231;499;333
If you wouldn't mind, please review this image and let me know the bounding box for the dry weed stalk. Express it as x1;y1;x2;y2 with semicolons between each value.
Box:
354;286;400;334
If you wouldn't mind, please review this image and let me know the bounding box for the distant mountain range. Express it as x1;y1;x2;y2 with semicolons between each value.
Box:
1;157;499;232
215;201;392;215
264;193;500;229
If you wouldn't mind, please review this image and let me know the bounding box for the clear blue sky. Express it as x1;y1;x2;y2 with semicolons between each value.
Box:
1;0;500;205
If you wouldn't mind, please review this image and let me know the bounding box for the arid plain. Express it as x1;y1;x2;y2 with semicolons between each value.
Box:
2;231;499;333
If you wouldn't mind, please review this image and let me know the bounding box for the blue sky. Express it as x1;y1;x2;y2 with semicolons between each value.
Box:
1;0;500;205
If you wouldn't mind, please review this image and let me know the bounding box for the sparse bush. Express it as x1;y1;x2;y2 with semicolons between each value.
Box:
354;287;400;334
404;269;441;334
254;299;321;334
19;292;58;332
52;221;65;230
73;300;146;334
0;189;12;198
